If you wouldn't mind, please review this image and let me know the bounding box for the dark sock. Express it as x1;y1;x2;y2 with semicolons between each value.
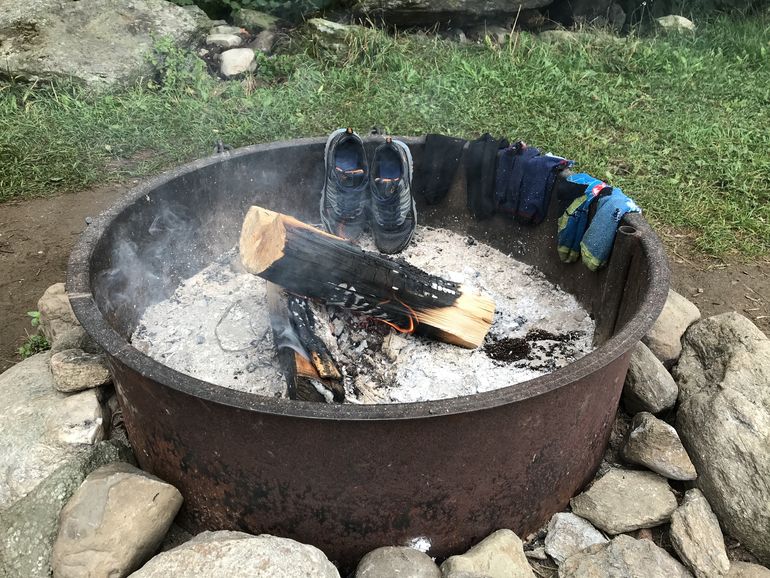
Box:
466;133;508;220
416;134;467;205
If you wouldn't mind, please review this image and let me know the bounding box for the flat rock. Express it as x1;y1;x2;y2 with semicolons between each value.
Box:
50;348;111;392
206;33;243;48
674;312;770;565
669;489;729;578
570;469;677;534
356;546;441;577
210;25;243;35
727;562;770;577
622;342;678;415
559;534;692;577
544;512;608;565
657;15;696;32
440;529;534;577
0;352;133;577
307;18;367;48
232;8;278;31
131;531;340;577
0;0;207;90
220;48;256;77
37;282;79;342
622;412;696;480
643;289;700;366
52;462;183;578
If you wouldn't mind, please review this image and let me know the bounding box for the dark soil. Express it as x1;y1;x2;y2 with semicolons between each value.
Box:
0;184;768;373
484;337;531;362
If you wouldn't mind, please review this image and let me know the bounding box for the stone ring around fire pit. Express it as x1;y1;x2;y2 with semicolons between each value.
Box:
66;136;669;571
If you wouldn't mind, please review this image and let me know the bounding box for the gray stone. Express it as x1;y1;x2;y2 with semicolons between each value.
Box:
559;534;692;577
307;18;366;48
440;529;534;577
0;0;206;90
355;0;552;26
622;342;679;415
50;348;112;392
544;512;608;565
220;48;256;77
674;312;770;565
467;25;511;45
727;562;770;577
669;489;730;578
131;531;340;577
524;546;547;560
206;33;243;48
356;546;440;577
50;326;101;354
622;412;696;481
643;289;700;366
232;8;279;32
249;30;277;54
657;15;696;32
210;25;244;35
37;282;79;343
52;463;183;578
570;469;677;534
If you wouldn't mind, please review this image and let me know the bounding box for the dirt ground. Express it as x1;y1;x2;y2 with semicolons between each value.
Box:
1;183;768;373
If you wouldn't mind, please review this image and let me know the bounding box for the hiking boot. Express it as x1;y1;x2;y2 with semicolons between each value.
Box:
369;137;416;254
320;128;369;240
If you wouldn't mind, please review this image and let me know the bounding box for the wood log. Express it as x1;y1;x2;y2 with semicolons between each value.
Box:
241;206;495;348
265;282;344;403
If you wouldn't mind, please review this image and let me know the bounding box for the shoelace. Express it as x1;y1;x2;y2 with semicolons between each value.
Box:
333;167;366;218
372;178;405;228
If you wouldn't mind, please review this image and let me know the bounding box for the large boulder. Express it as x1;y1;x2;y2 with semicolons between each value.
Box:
52;462;183;578
0;352;132;578
559;534;692;577
622;412;696;481
570;469;677;534
0;0;210;90
354;0;553;26
669;489;730;578
131;531;340;577
622;342;679;415
674;312;770;565
356;546;441;577
440;529;534;577
643;289;700;366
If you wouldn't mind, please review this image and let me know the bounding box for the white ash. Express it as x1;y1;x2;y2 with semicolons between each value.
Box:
132;227;595;403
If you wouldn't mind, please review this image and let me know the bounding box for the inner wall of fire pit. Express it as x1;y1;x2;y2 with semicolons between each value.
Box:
68;136;669;568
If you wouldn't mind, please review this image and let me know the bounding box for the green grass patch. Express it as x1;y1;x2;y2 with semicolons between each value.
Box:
1;15;768;257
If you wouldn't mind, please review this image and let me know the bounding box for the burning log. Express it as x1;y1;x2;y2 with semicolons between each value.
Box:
265;283;344;403
241;206;495;349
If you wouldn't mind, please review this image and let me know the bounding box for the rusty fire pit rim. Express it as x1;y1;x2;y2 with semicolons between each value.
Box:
67;136;670;421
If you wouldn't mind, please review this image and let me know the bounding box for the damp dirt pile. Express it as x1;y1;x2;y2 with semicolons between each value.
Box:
131;227;596;403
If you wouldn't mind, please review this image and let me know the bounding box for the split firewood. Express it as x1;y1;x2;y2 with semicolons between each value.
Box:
265;282;344;403
240;206;495;348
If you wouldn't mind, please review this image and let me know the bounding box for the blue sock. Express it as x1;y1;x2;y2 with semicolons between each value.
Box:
580;188;641;270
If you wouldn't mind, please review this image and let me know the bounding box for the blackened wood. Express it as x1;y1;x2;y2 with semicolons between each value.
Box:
240;206;495;348
286;295;342;382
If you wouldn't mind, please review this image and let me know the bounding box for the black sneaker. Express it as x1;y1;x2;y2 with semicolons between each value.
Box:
320;128;369;240
369;137;416;254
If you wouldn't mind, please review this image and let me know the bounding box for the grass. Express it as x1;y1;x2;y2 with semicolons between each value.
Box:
0;14;768;257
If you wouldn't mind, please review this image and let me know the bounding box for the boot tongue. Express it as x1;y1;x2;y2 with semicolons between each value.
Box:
336;167;366;188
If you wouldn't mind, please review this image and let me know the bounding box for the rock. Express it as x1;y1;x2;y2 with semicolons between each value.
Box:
50;348;112;392
643;289;700;366
232;8;279;32
525;546;547;560
559;534;692;577
674;312;770;564
356;546;441;577
622;342;679;415
656;15;696;32
307;18;366;48
0;353;133;576
52;462;183;578
37;282;79;342
220;48;256;77
669;489;730;578
206;33;243;48
622;412;696;481
440;529;534;577
50;325;101;354
210;25;244;36
544;513;608;565
727;562;770;577
467;25;511;45
570;469;677;534
0;0;207;90
131;531;340;577
355;0;552;26
249;30;277;54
